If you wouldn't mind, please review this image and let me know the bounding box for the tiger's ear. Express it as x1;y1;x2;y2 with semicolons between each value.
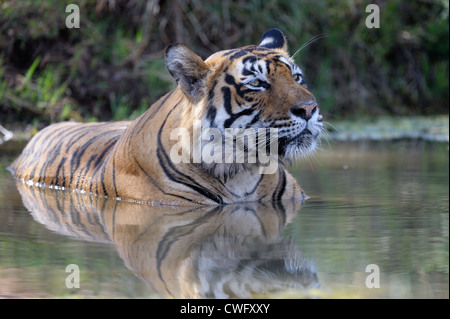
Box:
165;44;209;102
259;28;288;52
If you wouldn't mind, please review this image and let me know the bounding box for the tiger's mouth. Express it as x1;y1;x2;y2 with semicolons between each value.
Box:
298;128;313;137
277;127;319;159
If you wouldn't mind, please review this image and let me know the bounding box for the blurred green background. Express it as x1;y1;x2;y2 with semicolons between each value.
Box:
0;0;448;130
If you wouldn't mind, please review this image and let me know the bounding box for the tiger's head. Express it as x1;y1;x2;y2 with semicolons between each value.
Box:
165;29;323;178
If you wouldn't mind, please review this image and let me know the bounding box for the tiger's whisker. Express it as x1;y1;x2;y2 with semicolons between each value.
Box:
291;34;327;59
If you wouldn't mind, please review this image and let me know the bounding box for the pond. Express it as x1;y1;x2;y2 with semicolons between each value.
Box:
0;140;448;299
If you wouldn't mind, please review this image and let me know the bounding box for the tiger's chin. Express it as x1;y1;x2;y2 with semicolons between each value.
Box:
278;133;320;165
200;162;260;183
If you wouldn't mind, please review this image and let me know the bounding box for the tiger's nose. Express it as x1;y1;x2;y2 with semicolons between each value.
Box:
290;101;318;121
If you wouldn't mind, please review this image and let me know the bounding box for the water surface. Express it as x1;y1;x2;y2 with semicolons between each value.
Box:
0;140;448;298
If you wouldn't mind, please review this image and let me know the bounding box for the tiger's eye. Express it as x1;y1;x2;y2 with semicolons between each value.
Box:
248;79;261;87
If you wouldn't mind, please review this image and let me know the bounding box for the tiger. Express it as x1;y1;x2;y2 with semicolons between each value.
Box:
9;28;323;206
17;181;319;298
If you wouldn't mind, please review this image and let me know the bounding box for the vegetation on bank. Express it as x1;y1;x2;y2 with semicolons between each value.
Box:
0;0;448;128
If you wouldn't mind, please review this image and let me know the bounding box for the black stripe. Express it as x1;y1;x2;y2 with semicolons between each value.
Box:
222;86;233;115
92;137;118;169
134;158;202;205
100;160;109;197
272;168;287;202
222;49;239;57
226;46;272;61
265;60;271;75
206;81;217;127
224;108;256;129
228;49;249;61
244;174;264;196
271;200;287;231
110;199;118;241
206;104;217;127
53;157;67;186
112;148;119;198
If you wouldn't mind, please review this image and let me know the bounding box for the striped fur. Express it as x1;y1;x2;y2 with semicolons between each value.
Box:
17;182;318;298
9;29;323;205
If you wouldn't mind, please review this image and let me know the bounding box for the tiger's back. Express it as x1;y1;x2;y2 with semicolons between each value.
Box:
10;121;130;194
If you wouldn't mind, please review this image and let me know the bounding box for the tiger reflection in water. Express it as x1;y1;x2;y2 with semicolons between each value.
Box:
17;183;319;298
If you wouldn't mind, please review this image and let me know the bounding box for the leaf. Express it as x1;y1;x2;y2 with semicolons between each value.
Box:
24;56;42;84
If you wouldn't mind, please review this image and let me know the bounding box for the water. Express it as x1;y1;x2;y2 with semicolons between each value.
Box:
0;140;448;298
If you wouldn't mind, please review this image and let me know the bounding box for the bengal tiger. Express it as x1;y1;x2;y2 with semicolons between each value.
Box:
9;29;323;205
17;181;319;298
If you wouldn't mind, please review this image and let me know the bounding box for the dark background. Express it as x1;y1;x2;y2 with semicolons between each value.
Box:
0;0;448;127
